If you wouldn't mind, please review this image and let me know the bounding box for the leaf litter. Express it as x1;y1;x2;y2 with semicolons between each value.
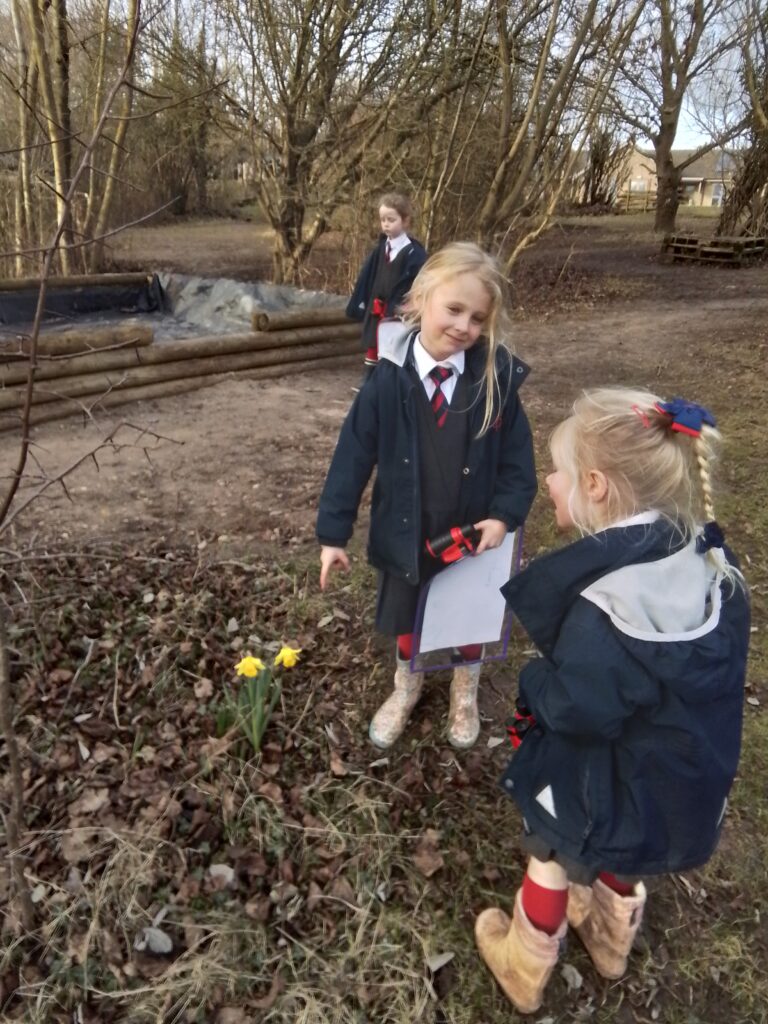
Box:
1;537;765;1022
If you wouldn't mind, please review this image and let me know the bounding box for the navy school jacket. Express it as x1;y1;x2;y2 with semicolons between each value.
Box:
316;327;537;583
500;517;751;877
346;236;428;323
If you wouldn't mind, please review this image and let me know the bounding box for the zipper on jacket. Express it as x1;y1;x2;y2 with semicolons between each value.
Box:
580;765;593;841
404;385;421;581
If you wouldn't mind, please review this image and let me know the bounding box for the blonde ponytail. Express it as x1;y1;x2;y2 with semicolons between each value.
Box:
552;387;743;588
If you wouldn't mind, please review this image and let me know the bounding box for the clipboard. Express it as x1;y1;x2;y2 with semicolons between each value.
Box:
410;528;523;673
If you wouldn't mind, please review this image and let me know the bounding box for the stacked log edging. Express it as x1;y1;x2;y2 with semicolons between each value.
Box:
0;272;152;292
0;324;154;360
0;286;360;432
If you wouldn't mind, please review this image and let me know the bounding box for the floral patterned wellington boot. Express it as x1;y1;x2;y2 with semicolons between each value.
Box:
368;657;424;749
447;661;481;748
567;878;647;979
475;890;566;1014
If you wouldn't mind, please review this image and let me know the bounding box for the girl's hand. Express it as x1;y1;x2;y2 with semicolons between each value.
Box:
320;546;350;590
474;519;507;554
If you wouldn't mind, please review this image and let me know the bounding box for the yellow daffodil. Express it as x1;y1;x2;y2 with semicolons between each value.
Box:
235;655;265;678
274;645;302;669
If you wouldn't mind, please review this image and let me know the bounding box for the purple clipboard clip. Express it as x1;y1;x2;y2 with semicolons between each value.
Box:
409;526;524;673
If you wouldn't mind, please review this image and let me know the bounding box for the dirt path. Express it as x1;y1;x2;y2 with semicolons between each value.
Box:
3;292;766;555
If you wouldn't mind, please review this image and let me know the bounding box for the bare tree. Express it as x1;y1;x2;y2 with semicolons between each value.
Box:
474;0;644;268
1;0;142;276
219;0;461;283
581;121;634;206
717;0;768;234
614;0;744;233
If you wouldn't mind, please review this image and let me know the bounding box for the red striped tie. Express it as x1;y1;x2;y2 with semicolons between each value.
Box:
385;241;392;263
429;366;453;428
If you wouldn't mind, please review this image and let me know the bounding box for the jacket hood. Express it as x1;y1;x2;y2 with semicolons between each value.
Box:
502;519;688;656
580;538;721;642
580;538;735;701
376;320;414;365
503;519;748;704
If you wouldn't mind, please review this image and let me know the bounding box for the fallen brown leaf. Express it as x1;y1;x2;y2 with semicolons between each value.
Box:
252;972;283;1011
329;749;348;777
48;668;74;685
306;880;323;912
194;677;214;700
412;829;445;878
328;875;358;908
258;781;284;804
67;787;109;816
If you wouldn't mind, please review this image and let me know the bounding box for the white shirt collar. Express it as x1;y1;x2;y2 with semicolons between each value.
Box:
607;510;661;530
412;333;465;380
386;232;410;258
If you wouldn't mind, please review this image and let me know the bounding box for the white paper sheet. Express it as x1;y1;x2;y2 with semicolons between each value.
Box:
417;531;516;652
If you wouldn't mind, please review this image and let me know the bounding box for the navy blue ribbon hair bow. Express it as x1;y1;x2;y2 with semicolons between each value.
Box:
696;520;725;553
655;398;717;437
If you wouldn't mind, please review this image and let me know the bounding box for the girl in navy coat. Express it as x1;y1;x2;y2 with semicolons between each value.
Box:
346;192;427;386
476;387;750;1014
319;243;537;749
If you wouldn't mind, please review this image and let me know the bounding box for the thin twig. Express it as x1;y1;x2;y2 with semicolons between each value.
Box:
0;422;173;535
54;637;97;725
0;609;36;930
112;651;122;731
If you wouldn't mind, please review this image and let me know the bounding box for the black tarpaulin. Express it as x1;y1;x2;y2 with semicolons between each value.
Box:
0;275;164;326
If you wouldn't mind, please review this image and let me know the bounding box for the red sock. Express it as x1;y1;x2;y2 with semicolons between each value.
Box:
598;871;635;896
521;874;568;935
457;643;482;661
397;633;414;661
365;346;378;363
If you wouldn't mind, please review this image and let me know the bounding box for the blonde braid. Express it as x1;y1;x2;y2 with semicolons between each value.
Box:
694;427;717;523
692;424;741;584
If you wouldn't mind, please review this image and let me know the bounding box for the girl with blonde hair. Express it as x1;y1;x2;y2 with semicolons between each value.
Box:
476;387;750;1014
318;242;537;749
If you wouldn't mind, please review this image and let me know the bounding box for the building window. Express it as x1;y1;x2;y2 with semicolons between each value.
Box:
711;182;724;207
629;179;647;192
716;153;733;176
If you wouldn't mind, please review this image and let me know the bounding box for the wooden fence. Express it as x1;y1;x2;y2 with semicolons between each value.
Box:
614;190;657;214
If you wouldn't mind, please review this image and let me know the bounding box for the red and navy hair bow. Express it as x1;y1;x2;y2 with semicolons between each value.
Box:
654;398;717;437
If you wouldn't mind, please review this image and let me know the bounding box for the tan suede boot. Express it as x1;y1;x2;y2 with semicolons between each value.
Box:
447;661;480;749
475;890;566;1014
567;878;647;979
368;657;424;749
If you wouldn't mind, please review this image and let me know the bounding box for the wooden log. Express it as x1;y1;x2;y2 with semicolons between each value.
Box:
0;321;362;387
0;337;360;410
0;272;151;292
251;305;349;332
0;352;359;433
0;324;154;360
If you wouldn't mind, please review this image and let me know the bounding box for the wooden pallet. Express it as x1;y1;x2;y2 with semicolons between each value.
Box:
661;234;767;266
697;244;743;266
662;234;699;261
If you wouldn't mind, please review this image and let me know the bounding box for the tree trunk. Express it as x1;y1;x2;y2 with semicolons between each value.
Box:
86;0;139;271
653;140;681;233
